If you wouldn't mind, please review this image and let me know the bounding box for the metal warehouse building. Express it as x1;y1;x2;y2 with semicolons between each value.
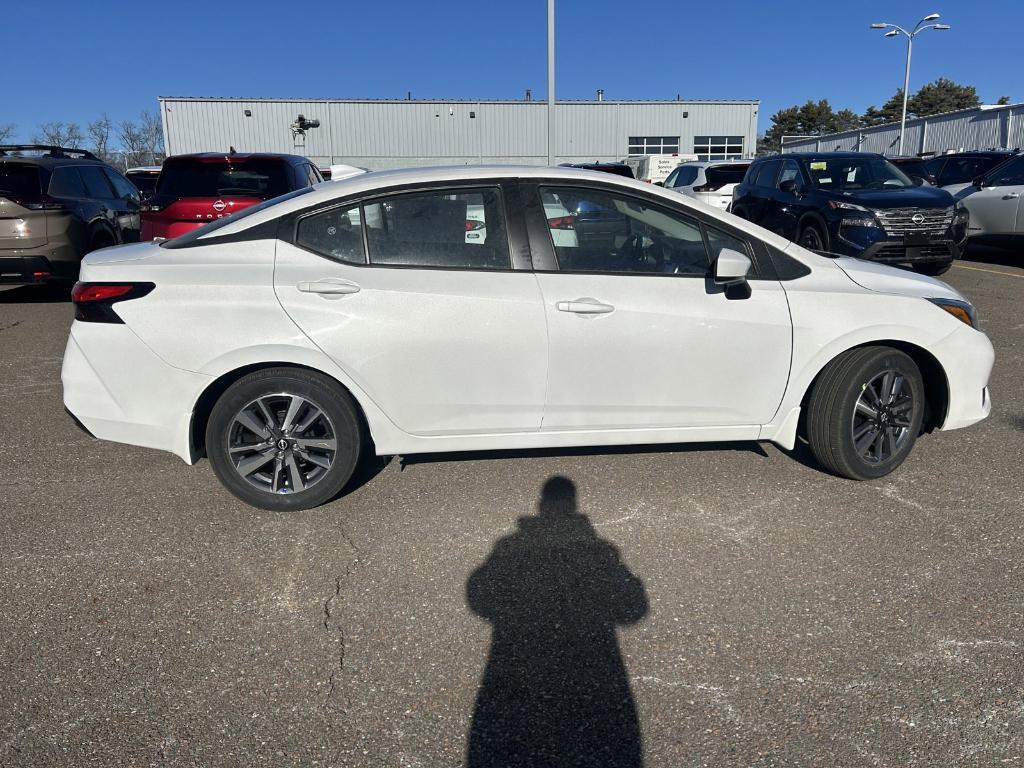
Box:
782;102;1024;156
158;96;759;170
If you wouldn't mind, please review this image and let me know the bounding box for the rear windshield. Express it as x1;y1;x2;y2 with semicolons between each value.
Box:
0;163;42;203
156;158;292;199
705;165;750;185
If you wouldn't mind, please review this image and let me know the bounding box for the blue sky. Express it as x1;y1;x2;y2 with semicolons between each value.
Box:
4;0;1021;144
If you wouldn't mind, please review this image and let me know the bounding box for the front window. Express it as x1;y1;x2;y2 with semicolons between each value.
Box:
804;156;914;191
984;155;1024;187
694;136;744;161
667;166;700;188
539;186;710;276
627;136;680;155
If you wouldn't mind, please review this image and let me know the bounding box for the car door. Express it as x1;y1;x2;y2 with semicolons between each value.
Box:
274;183;549;436
741;159;781;227
526;183;792;431
763;158;805;238
961;155;1024;236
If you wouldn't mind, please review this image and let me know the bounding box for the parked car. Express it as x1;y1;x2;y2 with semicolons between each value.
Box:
950;152;1024;243
887;156;936;185
125;166;161;199
559;162;635;179
623;154;696;185
664;160;751;211
141;152;323;240
63;165;992;511
925;150;1018;189
0;144;140;285
731;152;968;276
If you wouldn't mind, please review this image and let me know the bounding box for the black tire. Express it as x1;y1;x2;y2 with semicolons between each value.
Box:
806;346;925;480
797;221;827;253
206;367;362;511
913;260;953;276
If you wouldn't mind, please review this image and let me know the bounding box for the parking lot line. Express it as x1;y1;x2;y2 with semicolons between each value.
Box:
954;263;1024;279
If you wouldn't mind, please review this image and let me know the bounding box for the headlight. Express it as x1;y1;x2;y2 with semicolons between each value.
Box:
828;200;870;212
840;216;879;228
927;297;977;328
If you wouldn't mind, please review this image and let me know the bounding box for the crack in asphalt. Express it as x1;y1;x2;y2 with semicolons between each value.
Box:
322;526;364;706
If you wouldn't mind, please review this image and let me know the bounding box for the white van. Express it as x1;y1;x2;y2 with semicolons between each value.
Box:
623;154;697;185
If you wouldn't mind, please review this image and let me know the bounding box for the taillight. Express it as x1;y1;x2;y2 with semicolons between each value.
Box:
693;183;726;192
464;219;485;231
17;196;68;210
141;203;163;212
71;282;154;324
547;216;575;230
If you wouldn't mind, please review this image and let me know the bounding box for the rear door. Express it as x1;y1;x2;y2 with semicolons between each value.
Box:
527;183;792;431
274;183;548;436
741;159;781;227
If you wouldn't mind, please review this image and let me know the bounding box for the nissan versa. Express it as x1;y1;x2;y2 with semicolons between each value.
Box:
731;152;969;276
62;166;993;511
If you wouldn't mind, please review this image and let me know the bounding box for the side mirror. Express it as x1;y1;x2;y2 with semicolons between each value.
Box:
778;179;799;195
909;174;925;186
972;175;988;188
714;247;751;286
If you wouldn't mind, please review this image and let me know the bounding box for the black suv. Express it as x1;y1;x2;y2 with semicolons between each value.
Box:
924;150;1019;188
0;145;141;285
731;152;968;275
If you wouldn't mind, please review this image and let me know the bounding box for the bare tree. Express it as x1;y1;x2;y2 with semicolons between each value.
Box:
140;110;164;158
0;123;15;144
88;114;115;162
118;118;147;167
33;121;85;148
118;111;165;167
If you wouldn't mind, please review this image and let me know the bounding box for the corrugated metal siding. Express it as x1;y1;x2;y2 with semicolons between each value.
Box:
160;98;758;169
782;103;1024;156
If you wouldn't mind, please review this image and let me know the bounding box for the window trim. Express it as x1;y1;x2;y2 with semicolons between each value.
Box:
523;182;769;280
289;183;522;273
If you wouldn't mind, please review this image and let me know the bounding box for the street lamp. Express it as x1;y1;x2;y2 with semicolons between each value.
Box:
870;13;951;154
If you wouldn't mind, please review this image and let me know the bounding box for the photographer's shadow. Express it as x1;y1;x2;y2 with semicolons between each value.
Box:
466;476;649;767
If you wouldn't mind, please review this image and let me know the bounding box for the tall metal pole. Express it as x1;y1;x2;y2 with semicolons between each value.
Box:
547;0;555;166
898;35;913;154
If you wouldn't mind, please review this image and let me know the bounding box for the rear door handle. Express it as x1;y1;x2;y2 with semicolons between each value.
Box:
556;298;614;315
297;279;361;296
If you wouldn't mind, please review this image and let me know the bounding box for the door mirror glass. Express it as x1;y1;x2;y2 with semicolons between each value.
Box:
909;174;925;187
714;247;751;285
778;178;799;195
972;175;987;188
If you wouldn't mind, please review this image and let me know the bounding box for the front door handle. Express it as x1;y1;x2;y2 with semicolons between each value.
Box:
556;298;614;315
297;279;361;296
1002;193;1020;199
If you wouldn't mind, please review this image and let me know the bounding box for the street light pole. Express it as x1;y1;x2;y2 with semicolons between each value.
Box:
547;0;555;166
870;13;951;155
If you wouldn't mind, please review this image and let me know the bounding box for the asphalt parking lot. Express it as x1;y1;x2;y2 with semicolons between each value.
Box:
1;249;1021;767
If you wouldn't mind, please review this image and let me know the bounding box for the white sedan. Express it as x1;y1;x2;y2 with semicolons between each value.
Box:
62;165;994;511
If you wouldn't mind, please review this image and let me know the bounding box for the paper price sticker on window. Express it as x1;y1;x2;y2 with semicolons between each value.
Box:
810;161;827;171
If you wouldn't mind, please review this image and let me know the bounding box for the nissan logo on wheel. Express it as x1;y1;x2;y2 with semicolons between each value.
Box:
911;213;925;225
213;199;227;213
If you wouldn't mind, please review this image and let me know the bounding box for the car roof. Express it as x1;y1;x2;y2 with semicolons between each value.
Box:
166;152;307;164
775;151;883;160
677;159;751;167
0;154;106;169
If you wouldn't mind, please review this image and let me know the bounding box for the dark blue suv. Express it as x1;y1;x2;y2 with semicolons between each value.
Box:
731;152;969;275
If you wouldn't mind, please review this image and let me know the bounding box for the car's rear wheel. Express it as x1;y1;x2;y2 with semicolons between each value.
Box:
806;346;925;480
206;368;362;511
797;222;827;253
912;260;953;276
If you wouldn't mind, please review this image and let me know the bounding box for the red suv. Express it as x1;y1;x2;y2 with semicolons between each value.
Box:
141;152;323;240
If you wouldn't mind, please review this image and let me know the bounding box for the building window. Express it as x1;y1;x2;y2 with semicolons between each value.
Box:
628;136;680;155
693;136;744;161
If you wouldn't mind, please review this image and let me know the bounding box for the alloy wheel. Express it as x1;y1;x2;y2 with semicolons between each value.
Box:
227;393;337;494
850;369;915;465
800;227;823;251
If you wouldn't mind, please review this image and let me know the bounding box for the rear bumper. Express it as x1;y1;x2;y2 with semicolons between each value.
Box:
61;322;213;463
0;254;79;284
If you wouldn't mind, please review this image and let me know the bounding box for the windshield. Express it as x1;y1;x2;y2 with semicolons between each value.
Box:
804;157;914;191
156;157;292;199
161;187;315;248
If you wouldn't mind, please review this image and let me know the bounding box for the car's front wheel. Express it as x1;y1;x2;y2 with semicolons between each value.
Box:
206;368;362;511
797;222;827;253
806;346;925;480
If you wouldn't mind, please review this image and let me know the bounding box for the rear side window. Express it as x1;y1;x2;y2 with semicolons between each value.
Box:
0;163;42;203
362;188;510;270
78;165;115;199
753;160;781;188
296;205;364;264
157;158;292;199
705;165;749;185
48;166;87;197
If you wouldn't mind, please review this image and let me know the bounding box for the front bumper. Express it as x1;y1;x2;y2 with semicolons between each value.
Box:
833;217;968;264
62;322;213;463
930;321;994;431
858;238;961;264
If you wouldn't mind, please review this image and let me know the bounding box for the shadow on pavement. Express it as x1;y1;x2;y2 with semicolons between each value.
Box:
465;476;648;767
0;283;73;304
962;242;1022;269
